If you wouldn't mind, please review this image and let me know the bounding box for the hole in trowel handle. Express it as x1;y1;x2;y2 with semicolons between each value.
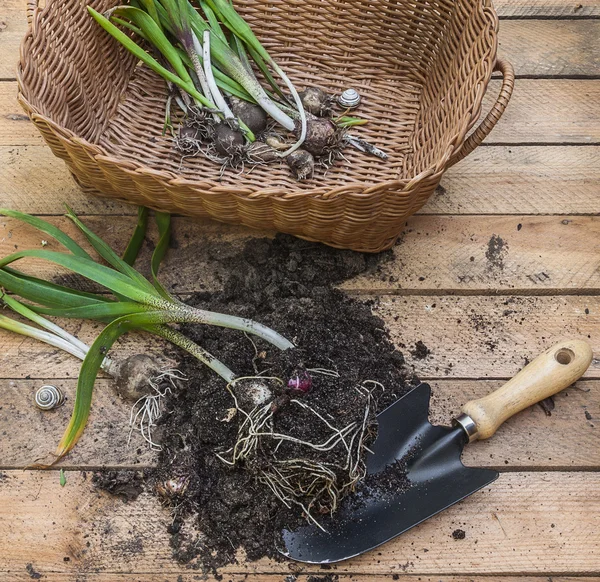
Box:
555;348;575;366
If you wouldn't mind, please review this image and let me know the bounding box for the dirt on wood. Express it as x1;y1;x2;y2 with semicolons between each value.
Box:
94;234;419;572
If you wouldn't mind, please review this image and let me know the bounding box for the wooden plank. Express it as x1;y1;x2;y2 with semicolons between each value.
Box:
0;296;597;380
0;0;23;80
480;79;600;144
2;378;597;470
428;146;600;215
494;0;600;17
348;215;600;294
2;580;600;582
500;21;600;76
0;83;43;146
0;379;156;469
376;295;600;378
3;3;600;79
0;146;134;215
0;471;598;575
3;80;600;146
2;145;598;216
3;215;600;294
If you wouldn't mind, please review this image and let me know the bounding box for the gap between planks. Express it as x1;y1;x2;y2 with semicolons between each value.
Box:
2;79;600;146
1;215;598;295
0;471;598;575
1;145;599;216
2;378;597;470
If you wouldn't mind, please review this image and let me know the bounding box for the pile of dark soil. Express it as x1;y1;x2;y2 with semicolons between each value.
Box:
100;234;419;570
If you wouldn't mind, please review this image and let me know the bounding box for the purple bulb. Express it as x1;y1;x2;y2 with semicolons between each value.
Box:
288;370;312;393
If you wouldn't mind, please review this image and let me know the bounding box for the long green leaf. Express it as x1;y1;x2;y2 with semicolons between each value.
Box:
0;209;92;260
65;207;158;296
151;212;172;298
122;207;149;266
88;7;215;109
0;250;166;307
0;267;112;309
32;302;153;321
54;310;175;461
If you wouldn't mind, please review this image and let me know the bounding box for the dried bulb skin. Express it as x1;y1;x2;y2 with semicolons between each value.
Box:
245;142;279;164
301;118;340;157
113;354;160;401
286;149;314;180
299;87;333;117
230;97;268;135
213;123;245;157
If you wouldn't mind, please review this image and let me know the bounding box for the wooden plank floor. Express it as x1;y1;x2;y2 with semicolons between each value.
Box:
1;1;599;580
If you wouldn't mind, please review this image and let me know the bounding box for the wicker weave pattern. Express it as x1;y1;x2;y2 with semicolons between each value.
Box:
18;0;514;252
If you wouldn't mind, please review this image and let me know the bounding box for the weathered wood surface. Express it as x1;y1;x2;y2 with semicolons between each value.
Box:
495;0;600;17
0;296;597;380
0;471;598;576
3;5;600;79
2;378;597;470
5;577;600;582
2;214;600;294
2;145;599;216
3;80;600;147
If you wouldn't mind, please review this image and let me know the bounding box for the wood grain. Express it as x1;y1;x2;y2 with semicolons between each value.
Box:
3;215;600;294
2;145;598;216
0;471;598;575
0;295;597;379
3;80;599;147
500;20;600;76
5;577;600;582
2;378;597;470
376;295;600;378
494;0;600;17
0;379;156;469
3;6;600;79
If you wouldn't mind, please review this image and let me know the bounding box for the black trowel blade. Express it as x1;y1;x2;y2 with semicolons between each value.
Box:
279;383;499;564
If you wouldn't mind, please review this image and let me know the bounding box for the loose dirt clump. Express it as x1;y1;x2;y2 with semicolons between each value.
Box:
98;234;419;570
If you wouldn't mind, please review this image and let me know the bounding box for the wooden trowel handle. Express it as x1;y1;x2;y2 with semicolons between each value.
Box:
457;340;593;442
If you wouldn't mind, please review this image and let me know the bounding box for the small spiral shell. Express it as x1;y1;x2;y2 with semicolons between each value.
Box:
34;385;64;410
337;88;361;109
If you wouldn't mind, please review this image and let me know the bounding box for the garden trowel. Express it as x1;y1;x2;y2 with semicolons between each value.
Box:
280;339;593;563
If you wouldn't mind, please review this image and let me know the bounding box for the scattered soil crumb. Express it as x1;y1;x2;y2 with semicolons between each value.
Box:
538;396;555;417
452;528;466;540
26;563;42;579
585;411;592;421
485;234;507;270
307;576;339;582
411;340;431;360
142;234;417;571
92;470;145;501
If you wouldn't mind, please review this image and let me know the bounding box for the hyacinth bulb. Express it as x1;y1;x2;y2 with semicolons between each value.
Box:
288;370;312;393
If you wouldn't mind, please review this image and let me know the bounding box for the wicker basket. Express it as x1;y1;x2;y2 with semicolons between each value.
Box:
18;0;514;252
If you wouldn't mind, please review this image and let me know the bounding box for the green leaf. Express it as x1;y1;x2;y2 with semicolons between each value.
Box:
54;310;173;461
122;207;149;266
59;469;67;487
0;249;165;307
65;207;158;296
0;267;112;309
109;5;193;84
151;212;172;299
88;7;214;109
0;209;92;260
34;302;153;321
198;0;227;43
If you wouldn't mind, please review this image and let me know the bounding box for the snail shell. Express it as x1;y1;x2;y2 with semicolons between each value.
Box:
337;88;361;109
35;385;64;410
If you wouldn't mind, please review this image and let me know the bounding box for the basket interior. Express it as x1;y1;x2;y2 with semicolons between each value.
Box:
20;0;497;193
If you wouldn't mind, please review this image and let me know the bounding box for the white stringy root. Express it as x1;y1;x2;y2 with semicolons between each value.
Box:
128;369;187;450
216;379;382;529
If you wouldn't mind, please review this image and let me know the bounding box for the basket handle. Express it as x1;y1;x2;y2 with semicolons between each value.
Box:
26;0;42;25
447;58;515;167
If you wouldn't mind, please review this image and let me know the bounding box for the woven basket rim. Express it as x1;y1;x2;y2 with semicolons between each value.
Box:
17;0;499;202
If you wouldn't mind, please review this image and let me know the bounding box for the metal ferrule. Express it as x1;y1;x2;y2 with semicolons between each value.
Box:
453;413;478;443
